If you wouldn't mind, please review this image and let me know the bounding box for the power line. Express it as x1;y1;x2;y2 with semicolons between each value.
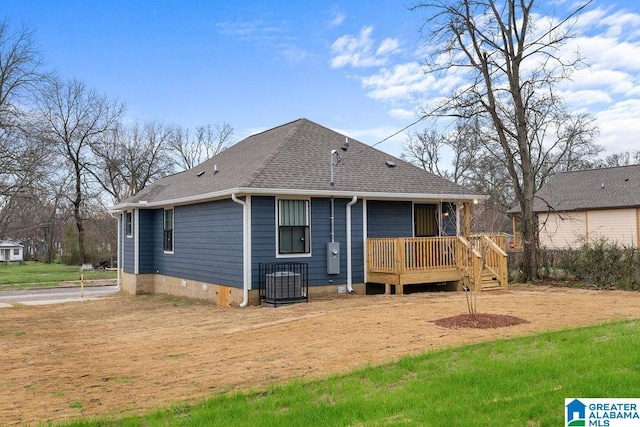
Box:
369;115;428;149
337;115;429;168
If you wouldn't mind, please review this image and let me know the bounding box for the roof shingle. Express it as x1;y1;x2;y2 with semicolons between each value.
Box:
528;164;640;213
114;118;480;209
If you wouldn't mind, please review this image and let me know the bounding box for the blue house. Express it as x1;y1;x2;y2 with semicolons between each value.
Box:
110;119;506;307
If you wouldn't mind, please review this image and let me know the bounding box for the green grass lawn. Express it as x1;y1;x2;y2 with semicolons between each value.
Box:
0;261;116;290
64;319;640;427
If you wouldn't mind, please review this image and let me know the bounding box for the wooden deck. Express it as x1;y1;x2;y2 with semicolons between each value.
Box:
366;235;508;294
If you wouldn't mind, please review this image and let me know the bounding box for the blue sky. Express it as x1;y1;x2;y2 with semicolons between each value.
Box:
4;0;640;159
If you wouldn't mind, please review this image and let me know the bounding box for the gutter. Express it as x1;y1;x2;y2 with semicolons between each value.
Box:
346;196;358;293
109;187;486;212
231;194;250;307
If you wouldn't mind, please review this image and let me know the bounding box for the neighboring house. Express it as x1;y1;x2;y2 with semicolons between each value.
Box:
0;240;24;262
511;165;640;249
110;119;507;307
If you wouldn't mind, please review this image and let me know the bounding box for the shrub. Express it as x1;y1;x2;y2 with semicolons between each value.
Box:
558;238;640;290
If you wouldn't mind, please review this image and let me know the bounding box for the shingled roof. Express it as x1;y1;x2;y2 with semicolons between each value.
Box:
112;118;481;210
527;164;640;213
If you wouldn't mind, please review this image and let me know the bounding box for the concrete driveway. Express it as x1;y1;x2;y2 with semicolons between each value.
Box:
0;285;119;308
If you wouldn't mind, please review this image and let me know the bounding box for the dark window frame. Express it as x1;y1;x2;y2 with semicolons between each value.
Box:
277;199;310;255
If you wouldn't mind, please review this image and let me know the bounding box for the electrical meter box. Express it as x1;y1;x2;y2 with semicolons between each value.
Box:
326;242;340;275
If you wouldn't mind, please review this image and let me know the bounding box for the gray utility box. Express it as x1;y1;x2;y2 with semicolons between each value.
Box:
327;242;340;275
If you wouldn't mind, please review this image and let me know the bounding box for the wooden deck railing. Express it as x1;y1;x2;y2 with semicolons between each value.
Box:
367;237;459;273
366;235;508;291
472;233;507;251
471;235;509;288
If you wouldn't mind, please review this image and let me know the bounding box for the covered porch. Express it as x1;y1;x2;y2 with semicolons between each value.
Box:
366;235;508;294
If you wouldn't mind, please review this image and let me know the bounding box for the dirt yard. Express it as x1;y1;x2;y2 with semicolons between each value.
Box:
2;284;640;426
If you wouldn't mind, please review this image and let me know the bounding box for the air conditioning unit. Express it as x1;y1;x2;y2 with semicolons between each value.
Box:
265;271;302;300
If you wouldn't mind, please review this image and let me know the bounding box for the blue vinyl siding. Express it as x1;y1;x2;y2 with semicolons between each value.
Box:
441;202;457;236
137;209;155;273
367;200;413;238
122;211;135;273
153;200;244;287
251;196;364;287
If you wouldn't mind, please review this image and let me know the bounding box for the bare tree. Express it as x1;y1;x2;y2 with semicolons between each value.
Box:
597;150;640;168
0;20;46;131
402;129;447;176
90;120;175;203
170;122;234;170
403;120;484;185
38;77;125;264
0;20;52;234
411;0;599;281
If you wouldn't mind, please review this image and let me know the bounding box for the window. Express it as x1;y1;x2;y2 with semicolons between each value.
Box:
13;248;19;256
414;204;437;237
125;211;133;237
163;209;174;252
278;199;310;254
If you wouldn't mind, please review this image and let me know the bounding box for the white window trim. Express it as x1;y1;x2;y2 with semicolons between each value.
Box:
163;207;175;254
275;197;312;258
125;211;133;238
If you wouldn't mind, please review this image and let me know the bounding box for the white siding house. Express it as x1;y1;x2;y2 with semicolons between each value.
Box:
0;240;24;262
512;165;640;249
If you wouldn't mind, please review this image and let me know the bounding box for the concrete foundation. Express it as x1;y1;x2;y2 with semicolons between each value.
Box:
119;271;365;307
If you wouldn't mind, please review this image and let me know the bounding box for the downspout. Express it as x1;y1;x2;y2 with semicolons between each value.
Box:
346;196;358;293
231;194;250;307
109;212;121;290
116;213;121;289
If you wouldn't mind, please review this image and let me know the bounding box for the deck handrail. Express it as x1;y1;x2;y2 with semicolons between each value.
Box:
366;236;460;274
366;235;508;291
455;236;481;289
481;235;508;288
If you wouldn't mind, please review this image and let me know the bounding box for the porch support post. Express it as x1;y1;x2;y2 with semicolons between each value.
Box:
463;202;471;239
394;239;404;295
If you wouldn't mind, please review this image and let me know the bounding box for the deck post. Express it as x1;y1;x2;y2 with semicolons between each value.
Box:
463;202;471;239
394;239;404;295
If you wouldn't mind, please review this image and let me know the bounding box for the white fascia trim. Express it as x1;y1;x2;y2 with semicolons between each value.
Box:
109;187;487;211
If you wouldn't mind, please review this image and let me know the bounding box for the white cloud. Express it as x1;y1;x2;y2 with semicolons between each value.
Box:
561;89;612;106
362;62;431;101
595;99;640;153
576;6;640;40
571;36;640;73
563;67;636;97
376;38;400;56
330;26;401;68
329;10;346;27
326;3;640;159
389;108;418;120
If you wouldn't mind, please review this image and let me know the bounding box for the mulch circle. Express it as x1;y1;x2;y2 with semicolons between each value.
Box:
432;313;529;329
